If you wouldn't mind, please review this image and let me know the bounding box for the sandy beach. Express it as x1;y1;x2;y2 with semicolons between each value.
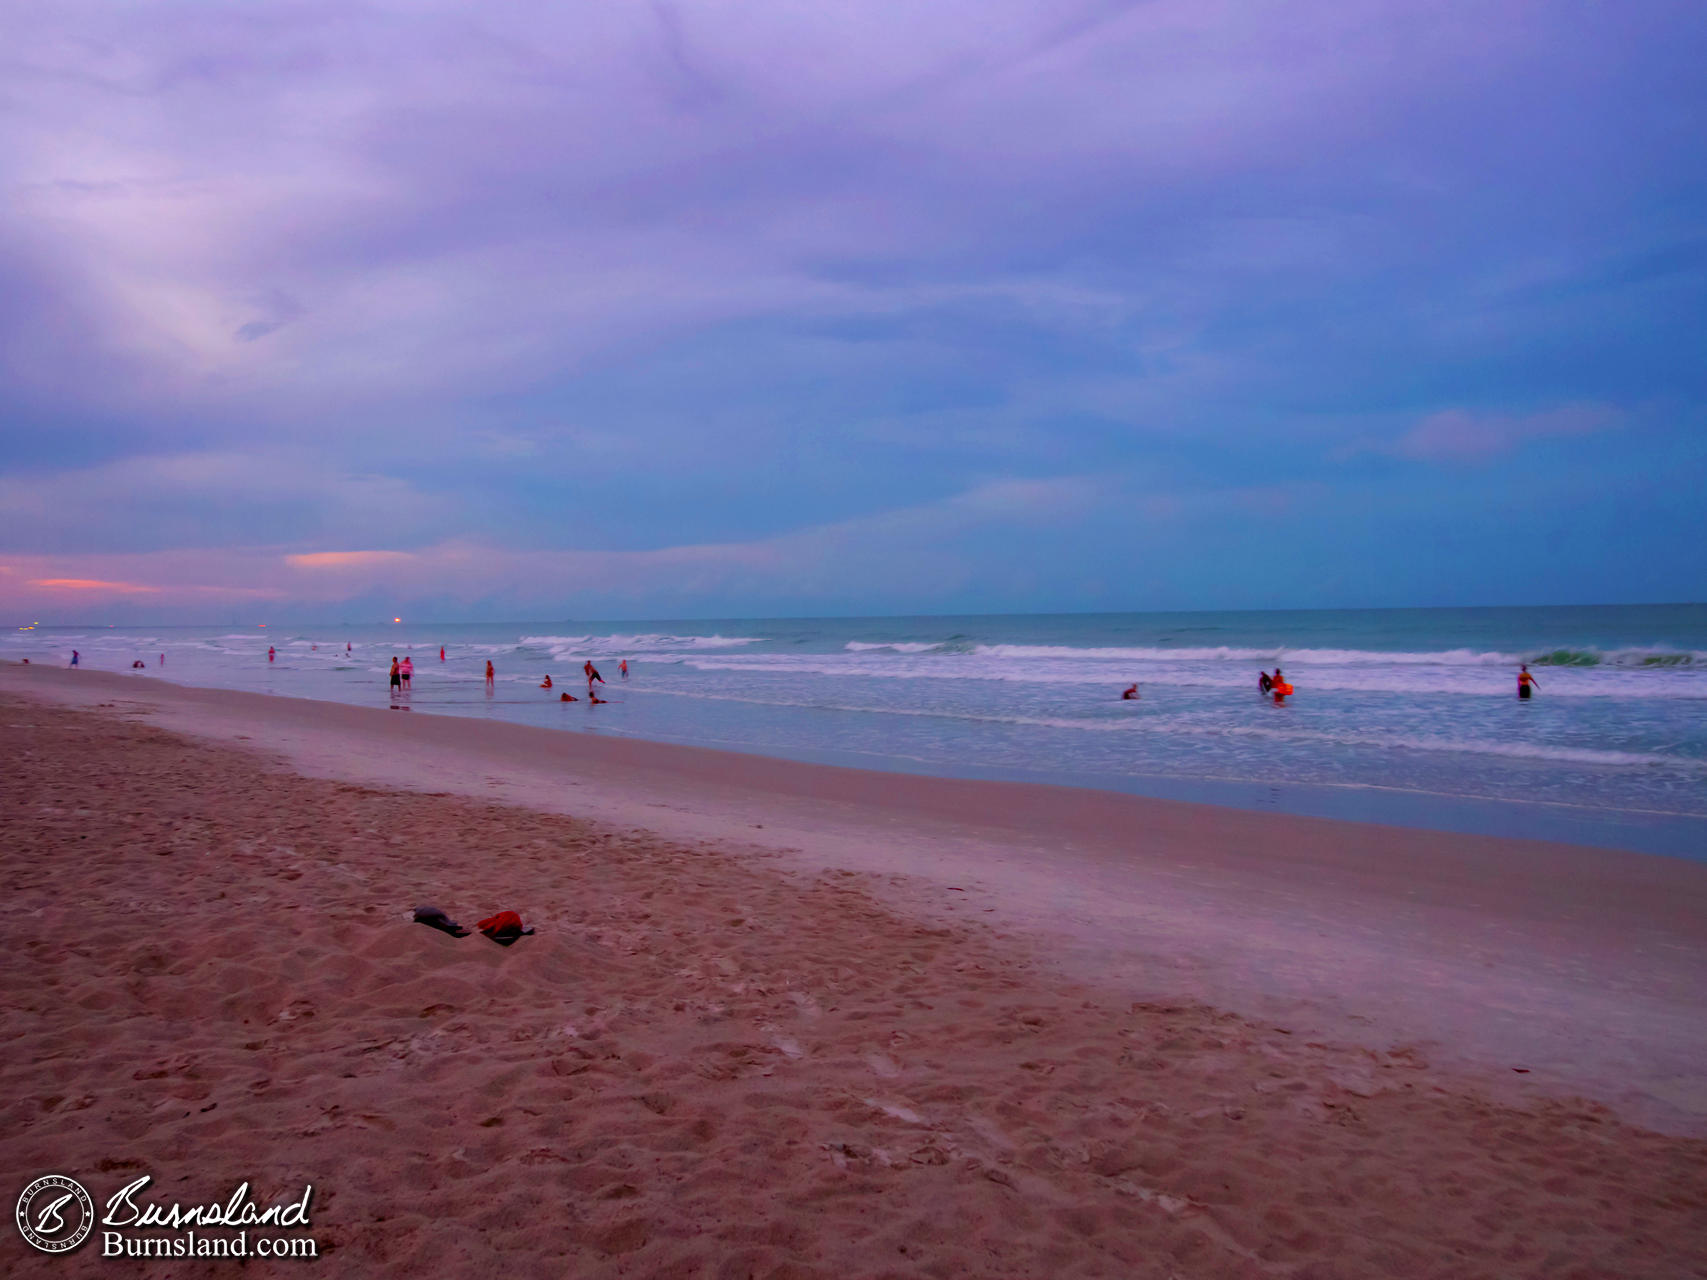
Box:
3;662;1706;1277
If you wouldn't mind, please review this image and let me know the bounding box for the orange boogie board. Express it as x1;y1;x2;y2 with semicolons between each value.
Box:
1273;682;1294;699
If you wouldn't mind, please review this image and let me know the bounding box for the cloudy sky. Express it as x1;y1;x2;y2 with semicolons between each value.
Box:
3;0;1703;622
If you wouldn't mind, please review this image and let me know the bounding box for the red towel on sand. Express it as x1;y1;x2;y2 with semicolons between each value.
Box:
476;911;533;945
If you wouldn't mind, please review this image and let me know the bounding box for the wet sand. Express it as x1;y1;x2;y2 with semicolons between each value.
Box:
3;663;1706;1276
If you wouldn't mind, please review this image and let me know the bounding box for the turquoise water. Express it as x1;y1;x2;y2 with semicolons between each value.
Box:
9;605;1706;856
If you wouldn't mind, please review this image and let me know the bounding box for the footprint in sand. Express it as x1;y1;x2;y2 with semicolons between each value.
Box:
864;1051;902;1078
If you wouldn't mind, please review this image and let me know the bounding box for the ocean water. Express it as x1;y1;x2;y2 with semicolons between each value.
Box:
8;605;1706;856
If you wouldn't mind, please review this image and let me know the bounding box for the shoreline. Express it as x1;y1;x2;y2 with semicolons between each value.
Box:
14;657;1707;860
7;660;1707;1138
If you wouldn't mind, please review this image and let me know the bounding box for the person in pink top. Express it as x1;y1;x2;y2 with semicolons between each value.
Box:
400;655;414;689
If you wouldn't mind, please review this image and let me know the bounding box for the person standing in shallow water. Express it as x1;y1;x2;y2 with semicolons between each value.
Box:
1517;664;1539;700
389;657;402;695
485;660;495;692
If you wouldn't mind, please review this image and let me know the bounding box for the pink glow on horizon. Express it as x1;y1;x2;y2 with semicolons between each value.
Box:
29;577;160;594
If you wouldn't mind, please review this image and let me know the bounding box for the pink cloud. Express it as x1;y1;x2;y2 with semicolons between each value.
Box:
28;577;159;593
1388;404;1621;463
285;551;418;570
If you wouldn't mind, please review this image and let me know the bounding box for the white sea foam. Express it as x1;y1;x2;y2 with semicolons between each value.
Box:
623;685;1703;770
675;651;1707;698
519;633;762;654
969;643;1705;667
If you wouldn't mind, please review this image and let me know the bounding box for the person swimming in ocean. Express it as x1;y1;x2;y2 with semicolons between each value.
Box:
541;674;553;689
1517;664;1539;700
1121;683;1139;700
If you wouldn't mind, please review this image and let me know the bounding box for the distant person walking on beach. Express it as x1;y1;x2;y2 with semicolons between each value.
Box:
159;653;164;665
485;660;495;691
70;650;79;667
346;641;351;653
1517;664;1539;700
620;659;628;680
400;655;414;689
583;660;604;696
1121;683;1139;700
389;657;402;694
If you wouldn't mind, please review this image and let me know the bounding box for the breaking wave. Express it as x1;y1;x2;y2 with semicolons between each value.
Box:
518;633;763;654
